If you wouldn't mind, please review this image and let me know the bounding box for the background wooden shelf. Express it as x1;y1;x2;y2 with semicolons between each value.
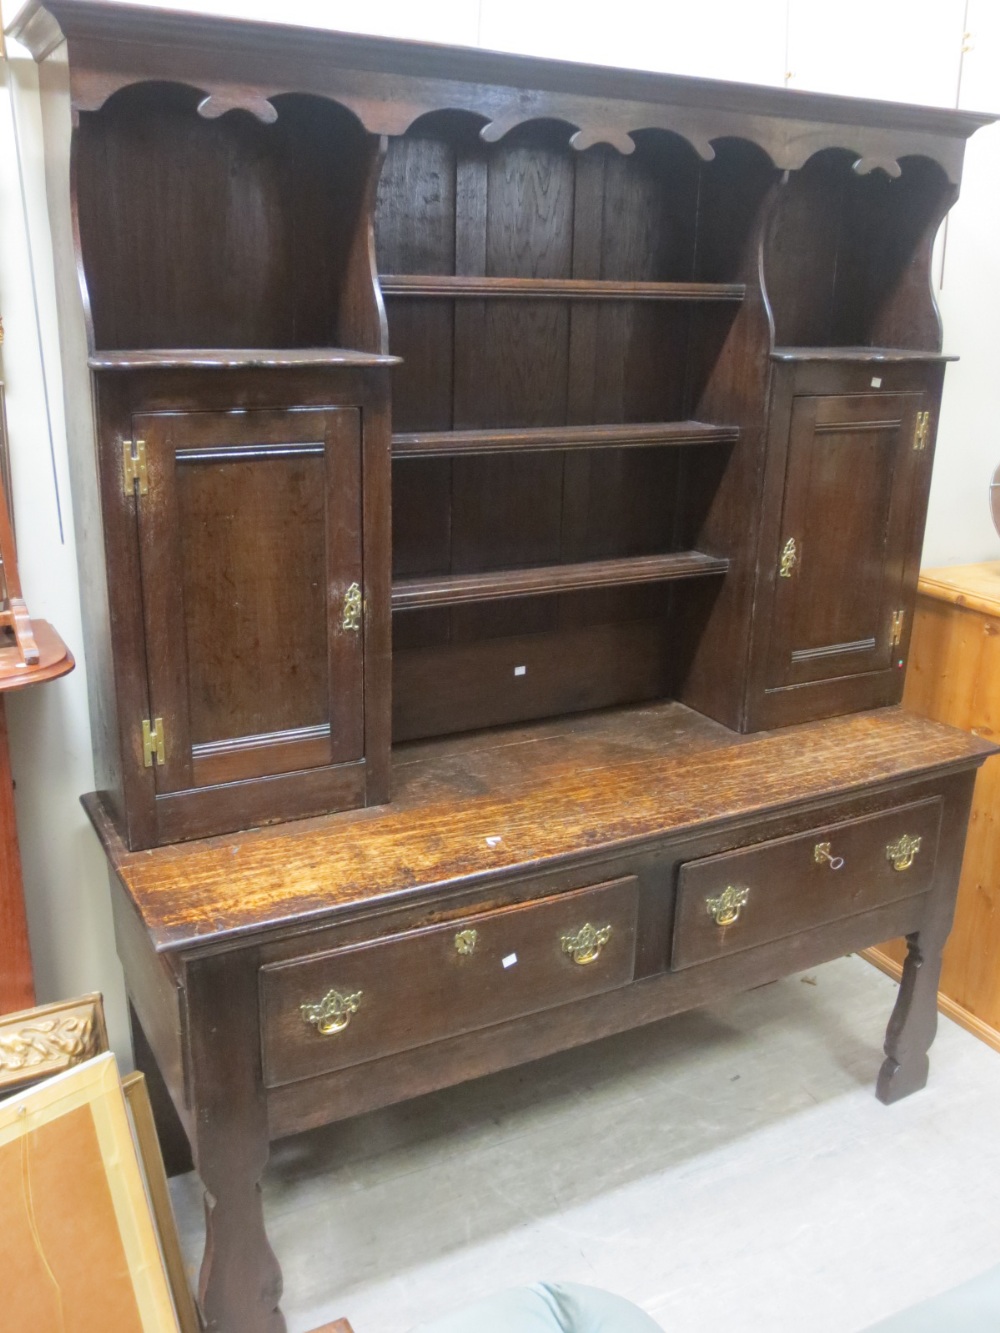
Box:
391;551;729;611
771;347;957;364
391;420;740;458
379;275;747;301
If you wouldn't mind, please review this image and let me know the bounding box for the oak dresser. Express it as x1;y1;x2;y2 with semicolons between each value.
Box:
10;2;996;1329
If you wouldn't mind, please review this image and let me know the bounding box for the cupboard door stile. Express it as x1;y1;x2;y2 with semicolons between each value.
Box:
323;409;366;767
134;413;196;796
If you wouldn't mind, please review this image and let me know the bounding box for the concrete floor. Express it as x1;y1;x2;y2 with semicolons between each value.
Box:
169;954;1000;1332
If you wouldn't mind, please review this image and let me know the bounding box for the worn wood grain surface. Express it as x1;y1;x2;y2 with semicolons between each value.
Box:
83;702;992;952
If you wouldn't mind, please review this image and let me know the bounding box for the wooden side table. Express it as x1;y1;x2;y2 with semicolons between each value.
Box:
866;562;1000;1051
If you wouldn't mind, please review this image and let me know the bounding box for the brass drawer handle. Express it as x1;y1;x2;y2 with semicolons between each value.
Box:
300;987;363;1036
342;582;363;632
454;928;478;956
561;922;612;965
886;834;922;872
706;885;750;927
813;842;845;870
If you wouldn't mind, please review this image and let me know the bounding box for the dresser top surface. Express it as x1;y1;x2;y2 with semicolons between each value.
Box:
84;703;992;954
918;562;1000;617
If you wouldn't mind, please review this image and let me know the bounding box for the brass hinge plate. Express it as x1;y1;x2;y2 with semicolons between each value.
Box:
122;438;148;495
890;609;905;649
142;716;165;768
913;411;930;451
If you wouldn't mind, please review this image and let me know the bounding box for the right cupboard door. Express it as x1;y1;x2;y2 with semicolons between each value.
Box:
759;390;924;722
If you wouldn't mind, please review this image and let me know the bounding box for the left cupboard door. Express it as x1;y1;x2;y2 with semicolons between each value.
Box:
131;406;365;837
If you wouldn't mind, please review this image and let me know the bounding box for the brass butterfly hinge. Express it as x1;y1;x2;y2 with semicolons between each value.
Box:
913;411;930;451
122;438;148;496
141;717;166;768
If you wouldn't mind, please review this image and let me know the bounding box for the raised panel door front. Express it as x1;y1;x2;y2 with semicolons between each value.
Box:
766;392;921;691
134;407;363;795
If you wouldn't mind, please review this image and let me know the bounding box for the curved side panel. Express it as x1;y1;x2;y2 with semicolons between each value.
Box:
762;149;954;352
67;109;96;354
340;135;390;357
868;159;956;353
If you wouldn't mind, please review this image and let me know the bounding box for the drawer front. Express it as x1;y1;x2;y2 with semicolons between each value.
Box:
672;799;941;971
261;875;638;1087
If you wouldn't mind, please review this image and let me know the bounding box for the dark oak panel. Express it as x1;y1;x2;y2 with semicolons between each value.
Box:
392;619;674;741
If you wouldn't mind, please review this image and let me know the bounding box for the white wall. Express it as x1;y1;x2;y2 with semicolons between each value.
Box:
1;0;997;1058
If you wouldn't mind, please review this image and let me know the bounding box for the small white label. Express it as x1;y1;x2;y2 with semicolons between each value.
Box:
870;376;882;388
514;665;526;677
502;952;518;969
485;835;502;847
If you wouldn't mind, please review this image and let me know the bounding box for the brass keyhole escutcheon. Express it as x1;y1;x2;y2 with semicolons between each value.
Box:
300;987;363;1036
779;537;798;578
886;834;922;872
814;842;845;870
342;582;363;632
706;885;750;927
561;922;612;965
454;928;478;956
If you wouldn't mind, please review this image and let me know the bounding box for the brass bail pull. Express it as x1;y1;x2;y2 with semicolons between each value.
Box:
561;923;612;965
300;988;363;1036
886;834;922;872
706;885;750;927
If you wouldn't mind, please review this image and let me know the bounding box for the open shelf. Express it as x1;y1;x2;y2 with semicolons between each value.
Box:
88;348;399;371
392;420;739;458
379;275;746;302
392;551;729;611
771;347;957;364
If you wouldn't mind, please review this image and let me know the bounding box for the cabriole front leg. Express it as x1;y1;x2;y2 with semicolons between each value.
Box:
185;951;285;1333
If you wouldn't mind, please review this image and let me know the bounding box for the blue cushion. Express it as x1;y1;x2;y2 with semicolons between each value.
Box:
864;1263;1000;1331
410;1281;663;1333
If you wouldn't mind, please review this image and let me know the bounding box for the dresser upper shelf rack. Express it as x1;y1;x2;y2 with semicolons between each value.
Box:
378;275;747;302
391;421;740;458
391;551;729;612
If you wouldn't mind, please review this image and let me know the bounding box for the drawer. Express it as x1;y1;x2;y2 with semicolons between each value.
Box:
672;799;941;971
261;875;638;1087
